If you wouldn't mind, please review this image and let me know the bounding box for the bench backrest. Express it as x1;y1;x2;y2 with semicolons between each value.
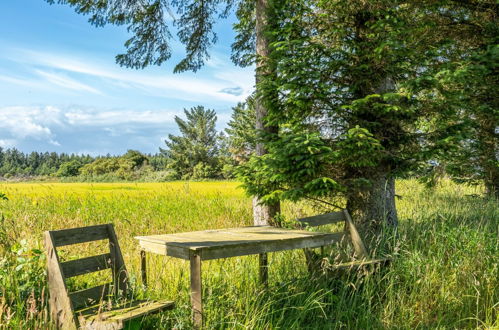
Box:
44;224;128;328
296;209;368;258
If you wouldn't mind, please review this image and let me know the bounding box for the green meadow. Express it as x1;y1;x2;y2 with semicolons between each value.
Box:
0;180;497;329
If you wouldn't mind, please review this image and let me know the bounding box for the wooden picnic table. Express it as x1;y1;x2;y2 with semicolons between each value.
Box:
135;226;342;327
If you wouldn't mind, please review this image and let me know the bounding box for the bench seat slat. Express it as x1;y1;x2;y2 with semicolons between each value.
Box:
51;224;109;247
328;258;391;270
61;253;112;278
79;300;175;325
297;212;345;227
69;283;111;310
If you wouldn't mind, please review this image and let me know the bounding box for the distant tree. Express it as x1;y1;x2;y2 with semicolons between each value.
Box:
417;2;498;199
122;150;149;168
161;106;221;179
448;46;499;199
56;160;83;177
225;95;256;164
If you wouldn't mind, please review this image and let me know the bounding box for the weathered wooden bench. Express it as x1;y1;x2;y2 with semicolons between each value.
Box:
44;224;174;329
297;209;390;272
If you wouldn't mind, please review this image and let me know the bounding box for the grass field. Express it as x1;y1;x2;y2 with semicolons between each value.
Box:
0;180;497;329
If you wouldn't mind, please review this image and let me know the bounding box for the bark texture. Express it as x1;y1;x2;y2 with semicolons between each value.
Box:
346;174;399;238
253;0;280;225
477;113;499;199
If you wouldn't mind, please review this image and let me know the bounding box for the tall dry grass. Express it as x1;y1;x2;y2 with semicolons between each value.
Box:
0;180;497;329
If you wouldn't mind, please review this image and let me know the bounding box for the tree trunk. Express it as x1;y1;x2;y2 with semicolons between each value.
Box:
477;113;499;199
346;75;399;237
253;0;280;225
346;173;398;239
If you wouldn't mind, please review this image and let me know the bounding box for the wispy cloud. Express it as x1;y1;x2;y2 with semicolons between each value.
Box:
4;47;254;103
34;70;103;95
0;74;47;89
64;108;179;126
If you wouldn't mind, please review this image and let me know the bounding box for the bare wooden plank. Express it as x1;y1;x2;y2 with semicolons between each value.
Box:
259;253;268;287
136;229;343;260
69;283;111;310
136;226;326;247
107;224;128;295
200;232;343;260
44;231;78;329
136;226;337;247
80;300;174;325
329;258;390;270
190;253;202;328
296;212;345;227
60;253;112;278
343;210;368;258
51;224;109;247
140;250;147;287
138;240;189;260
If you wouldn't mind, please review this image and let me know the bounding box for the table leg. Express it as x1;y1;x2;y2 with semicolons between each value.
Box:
259;253;268;287
190;253;202;328
140;250;147;287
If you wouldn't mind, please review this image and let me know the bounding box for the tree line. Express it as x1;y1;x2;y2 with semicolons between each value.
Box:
0;103;253;181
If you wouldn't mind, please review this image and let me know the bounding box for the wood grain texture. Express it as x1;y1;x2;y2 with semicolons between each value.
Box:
69;283;112;311
343;210;368;258
136;226;343;260
140;250;147;287
60;253;112;278
259;253;268;287
46;224;174;329
329;258;390;270
51;224;110;247
296;212;345;227
44;231;78;329
107;224;128;295
190;253;203;328
79;300;174;325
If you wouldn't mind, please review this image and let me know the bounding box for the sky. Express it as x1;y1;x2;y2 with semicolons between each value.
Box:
0;0;254;155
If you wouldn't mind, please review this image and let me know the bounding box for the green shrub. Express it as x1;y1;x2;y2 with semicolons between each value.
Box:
56;160;82;177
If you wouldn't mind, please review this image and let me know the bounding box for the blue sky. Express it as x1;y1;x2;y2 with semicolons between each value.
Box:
0;0;254;155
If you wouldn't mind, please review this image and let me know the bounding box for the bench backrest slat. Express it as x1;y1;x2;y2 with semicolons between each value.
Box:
69;283;112;311
296;209;368;258
296;211;345;227
60;253;113;278
51;224;110;247
44;224;129;327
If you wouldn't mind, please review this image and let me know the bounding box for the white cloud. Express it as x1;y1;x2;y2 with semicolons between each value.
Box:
0;139;17;148
0;105;181;148
0;106;59;142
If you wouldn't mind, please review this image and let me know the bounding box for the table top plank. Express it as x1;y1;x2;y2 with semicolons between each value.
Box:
135;226;342;260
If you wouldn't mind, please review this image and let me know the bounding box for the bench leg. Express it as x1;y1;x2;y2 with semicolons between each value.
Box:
140;250;147;287
259;253;268;287
190;253;202;328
